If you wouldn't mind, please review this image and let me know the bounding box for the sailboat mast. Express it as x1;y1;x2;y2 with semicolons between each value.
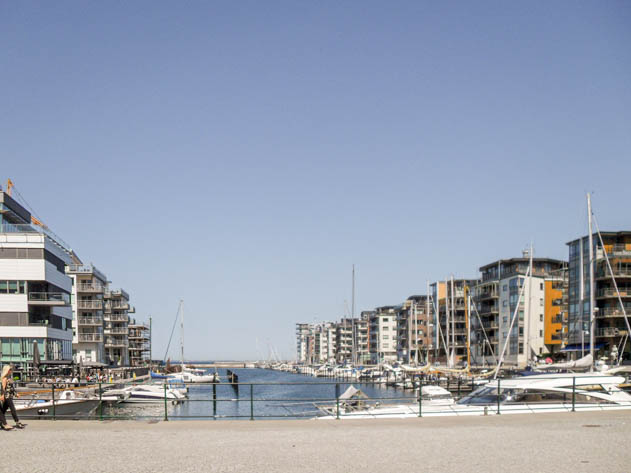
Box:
527;243;533;366
445;279;450;367
465;286;470;370
587;193;595;371
451;276;455;367
426;281;431;364
351;264;356;365
180;299;185;367
408;303;412;364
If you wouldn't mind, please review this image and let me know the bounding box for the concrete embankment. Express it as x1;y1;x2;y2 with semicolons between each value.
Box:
3;411;630;473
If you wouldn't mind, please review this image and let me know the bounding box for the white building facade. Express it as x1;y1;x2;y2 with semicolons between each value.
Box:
0;191;74;369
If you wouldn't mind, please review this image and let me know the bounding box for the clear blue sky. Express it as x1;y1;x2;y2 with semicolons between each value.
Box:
2;1;630;360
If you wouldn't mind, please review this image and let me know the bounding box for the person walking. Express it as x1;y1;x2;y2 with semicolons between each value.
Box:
0;365;25;430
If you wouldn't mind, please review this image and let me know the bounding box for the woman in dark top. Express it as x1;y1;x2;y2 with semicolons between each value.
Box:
0;365;25;430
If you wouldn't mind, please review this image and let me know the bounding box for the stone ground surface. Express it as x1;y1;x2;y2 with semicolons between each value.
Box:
2;411;631;473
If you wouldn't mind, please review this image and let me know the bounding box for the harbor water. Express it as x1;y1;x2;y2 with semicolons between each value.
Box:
103;368;418;420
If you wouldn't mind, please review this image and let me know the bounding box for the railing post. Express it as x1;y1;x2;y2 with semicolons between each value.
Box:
496;378;501;415
418;379;422;418
250;384;254;421
163;383;168;421
98;382;103;421
336;383;340;420
457;377;461;398
51;383;56;420
571;377;576;412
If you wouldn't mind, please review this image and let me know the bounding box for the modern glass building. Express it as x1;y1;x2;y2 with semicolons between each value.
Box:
567;231;631;360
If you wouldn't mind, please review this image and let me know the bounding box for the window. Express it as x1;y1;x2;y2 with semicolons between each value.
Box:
382;318;388;322
503;285;508;292
502;301;507;307
539;330;543;337
383;335;389;340
540;314;543;322
0;281;26;294
540;283;543;290
540;298;544;306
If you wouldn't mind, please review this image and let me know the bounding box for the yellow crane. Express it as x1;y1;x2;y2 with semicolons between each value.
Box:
5;178;48;229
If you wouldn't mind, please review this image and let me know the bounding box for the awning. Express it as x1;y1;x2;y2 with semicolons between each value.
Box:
560;343;605;352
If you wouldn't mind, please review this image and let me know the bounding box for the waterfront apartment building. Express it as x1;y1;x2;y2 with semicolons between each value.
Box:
471;255;566;368
431;279;479;366
0;191;74;369
396;295;433;364
369;307;398;363
314;322;336;363
104;288;133;366
567;232;631;360
353;315;370;364
128;319;151;367
296;323;312;363
335;318;353;363
66;263;108;365
295;322;337;364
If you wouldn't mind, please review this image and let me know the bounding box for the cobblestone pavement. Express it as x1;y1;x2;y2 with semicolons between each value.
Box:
4;410;631;473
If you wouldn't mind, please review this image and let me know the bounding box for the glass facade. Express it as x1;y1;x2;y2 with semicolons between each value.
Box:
0;337;71;363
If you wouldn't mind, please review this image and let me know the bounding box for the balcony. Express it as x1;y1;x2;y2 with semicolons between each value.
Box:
104;288;130;300
105;314;128;322
476;290;498;301
596;269;631;280
598;245;631;260
77;300;103;310
77;316;103;326
129;334;149;340
105;338;128;348
66;264;107;282
595;327;628;338
77;283;104;293
599;308;631;318
28;292;70;306
551;314;567;324
105;327;128;335
596;288;631;299
78;333;103;342
105;301;130;311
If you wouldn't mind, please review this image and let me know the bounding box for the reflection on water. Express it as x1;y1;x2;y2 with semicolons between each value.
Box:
102;368;418;420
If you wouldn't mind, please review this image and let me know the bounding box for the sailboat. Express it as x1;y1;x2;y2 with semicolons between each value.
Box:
167;300;219;384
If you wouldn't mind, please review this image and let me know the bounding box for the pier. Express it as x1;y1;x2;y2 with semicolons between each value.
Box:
3;410;629;472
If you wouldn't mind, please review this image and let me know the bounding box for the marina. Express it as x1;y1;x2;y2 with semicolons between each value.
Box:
8;365;631;422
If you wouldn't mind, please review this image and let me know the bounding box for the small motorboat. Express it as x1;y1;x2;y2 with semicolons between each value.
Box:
105;385;186;404
15;390;100;419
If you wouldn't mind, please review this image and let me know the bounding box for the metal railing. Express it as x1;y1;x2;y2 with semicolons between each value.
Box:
78;333;103;342
66;264;107;282
105;328;128;335
597;288;631;298
10;374;629;421
595;327;628;337
77;300;103;309
78;316;103;325
77;283;104;293
28;292;70;304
